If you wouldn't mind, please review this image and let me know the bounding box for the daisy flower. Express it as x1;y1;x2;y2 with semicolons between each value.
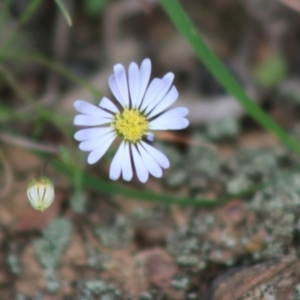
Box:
73;58;189;183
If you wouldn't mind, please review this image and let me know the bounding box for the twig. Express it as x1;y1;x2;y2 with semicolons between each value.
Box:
0;133;59;154
156;131;217;151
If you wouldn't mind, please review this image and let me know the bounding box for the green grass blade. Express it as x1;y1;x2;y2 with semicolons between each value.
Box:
19;0;43;25
6;52;102;99
160;0;300;156
50;154;300;207
51;158;221;207
0;0;43;62
55;0;72;26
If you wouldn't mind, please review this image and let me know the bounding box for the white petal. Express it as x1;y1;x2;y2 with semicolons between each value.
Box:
44;186;54;203
128;62;139;108
140;78;164;111
109;141;125;181
121;142;133;181
153;107;189;121
137;143;162;178
26;188;31;201
109;75;124;106
87;133;116;164
140;141;170;169
144;72;174;114
33;187;39;203
146;132;154;142
38;185;45;200
149;118;189;130
79;131;115;151
135;58;151;108
99;97;119;113
147;86;178;118
74;115;112;126
114;63;129;107
131;145;149;183
28;187;38;205
149;107;189;130
74;127;113;141
79;139;101;152
74;100;113;118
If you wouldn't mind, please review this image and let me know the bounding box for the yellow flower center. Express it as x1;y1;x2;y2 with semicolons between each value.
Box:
112;108;148;143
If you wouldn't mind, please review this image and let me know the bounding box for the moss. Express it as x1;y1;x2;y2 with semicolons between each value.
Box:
34;218;73;292
77;279;121;300
86;249;111;271
139;293;153;300
226;175;253;194
245;173;300;259
290;284;300;300
205;117;240;140
7;244;20;275
94;215;131;248
171;274;190;290
167;142;300;275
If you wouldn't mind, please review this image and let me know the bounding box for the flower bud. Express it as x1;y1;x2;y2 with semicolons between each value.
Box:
27;176;55;211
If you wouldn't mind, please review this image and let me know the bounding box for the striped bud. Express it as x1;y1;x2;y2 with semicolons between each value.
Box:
27;176;55;212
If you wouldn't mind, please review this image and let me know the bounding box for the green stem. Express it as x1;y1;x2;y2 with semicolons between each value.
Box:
51;158;223;207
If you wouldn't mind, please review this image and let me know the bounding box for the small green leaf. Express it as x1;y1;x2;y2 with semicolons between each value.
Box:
255;54;287;87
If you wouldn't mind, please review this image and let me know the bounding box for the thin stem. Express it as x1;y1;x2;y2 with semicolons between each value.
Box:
40;157;52;176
